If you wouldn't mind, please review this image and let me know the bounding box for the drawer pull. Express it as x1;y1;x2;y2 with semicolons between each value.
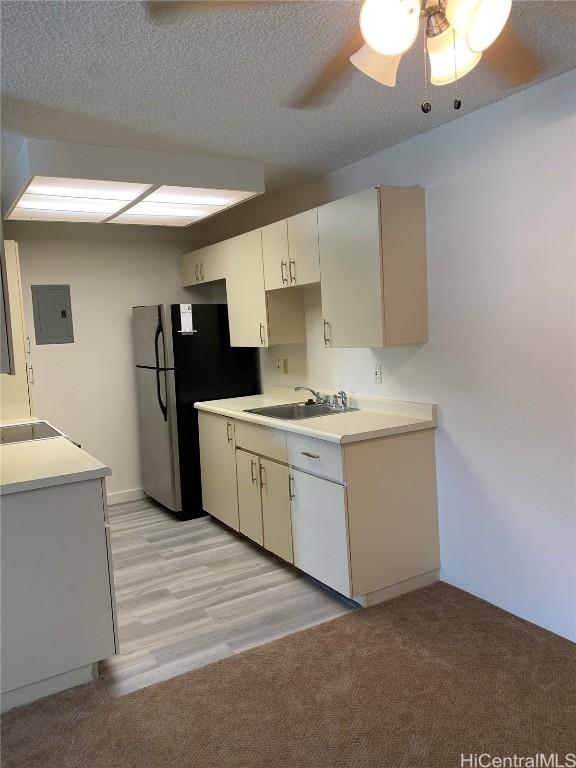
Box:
301;451;320;460
226;422;233;443
288;474;295;500
281;261;289;285
250;459;258;484
259;463;267;488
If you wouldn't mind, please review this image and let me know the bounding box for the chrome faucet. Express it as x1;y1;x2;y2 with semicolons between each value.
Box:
294;386;326;405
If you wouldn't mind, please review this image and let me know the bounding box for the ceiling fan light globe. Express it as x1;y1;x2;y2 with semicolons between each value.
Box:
427;28;482;85
445;0;477;33
465;0;512;52
359;0;420;57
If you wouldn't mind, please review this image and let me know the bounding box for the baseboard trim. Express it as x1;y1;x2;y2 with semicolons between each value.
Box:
354;569;440;608
1;664;97;713
107;488;145;506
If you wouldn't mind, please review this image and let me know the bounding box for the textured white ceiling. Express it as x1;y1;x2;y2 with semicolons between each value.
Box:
1;1;575;191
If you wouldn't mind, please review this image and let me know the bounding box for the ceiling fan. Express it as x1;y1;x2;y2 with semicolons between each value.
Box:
147;0;542;108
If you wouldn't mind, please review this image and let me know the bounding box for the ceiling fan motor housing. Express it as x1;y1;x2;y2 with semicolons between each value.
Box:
423;0;450;37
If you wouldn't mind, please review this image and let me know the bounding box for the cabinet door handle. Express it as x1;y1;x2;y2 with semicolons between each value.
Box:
259;323;266;345
259;463;266;488
250;459;258;484
195;264;199;281
226;422;233;443
301;451;320;460
280;261;288;285
288;474;295;500
323;319;331;346
289;259;296;284
200;263;204;281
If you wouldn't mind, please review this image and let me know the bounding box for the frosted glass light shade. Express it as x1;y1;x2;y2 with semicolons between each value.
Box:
8;209;107;223
17;193;127;215
359;0;420;56
125;201;222;218
146;186;256;206
427;28;481;86
465;0;511;51
112;213;198;227
446;0;511;52
26;176;150;200
349;44;402;87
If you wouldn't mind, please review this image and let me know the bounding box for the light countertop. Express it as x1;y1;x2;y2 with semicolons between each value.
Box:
195;390;437;444
0;420;111;496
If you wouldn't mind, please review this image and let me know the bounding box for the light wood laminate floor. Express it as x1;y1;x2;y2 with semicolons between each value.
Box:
100;498;356;696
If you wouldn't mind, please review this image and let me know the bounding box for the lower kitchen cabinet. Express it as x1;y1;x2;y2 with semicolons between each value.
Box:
290;470;350;596
1;478;117;706
236;449;264;545
261;458;293;563
236;451;294;562
198;411;239;530
198;408;440;606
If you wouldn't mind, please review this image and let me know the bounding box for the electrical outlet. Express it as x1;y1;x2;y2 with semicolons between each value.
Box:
374;362;383;384
276;358;289;374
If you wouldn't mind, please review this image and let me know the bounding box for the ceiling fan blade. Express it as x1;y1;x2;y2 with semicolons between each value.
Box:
147;1;257;20
287;26;365;109
483;23;543;87
349;45;401;88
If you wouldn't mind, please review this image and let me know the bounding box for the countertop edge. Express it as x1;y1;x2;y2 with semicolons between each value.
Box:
195;401;436;443
0;466;111;496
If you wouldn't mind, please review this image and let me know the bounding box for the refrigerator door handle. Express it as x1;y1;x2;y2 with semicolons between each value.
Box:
154;310;168;422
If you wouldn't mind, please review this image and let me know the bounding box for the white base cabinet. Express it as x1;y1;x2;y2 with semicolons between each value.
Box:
1;478;117;707
290;469;350;596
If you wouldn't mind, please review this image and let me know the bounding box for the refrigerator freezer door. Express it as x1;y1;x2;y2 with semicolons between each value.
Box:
132;305;174;369
135;367;181;512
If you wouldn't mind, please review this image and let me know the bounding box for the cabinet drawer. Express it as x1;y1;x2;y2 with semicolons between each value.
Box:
287;433;343;483
235;420;288;463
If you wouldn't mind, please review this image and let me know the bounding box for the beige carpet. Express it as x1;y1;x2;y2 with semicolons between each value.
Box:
2;583;575;768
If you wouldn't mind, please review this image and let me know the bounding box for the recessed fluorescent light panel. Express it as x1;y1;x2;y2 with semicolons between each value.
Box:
6;177;258;226
7;177;151;223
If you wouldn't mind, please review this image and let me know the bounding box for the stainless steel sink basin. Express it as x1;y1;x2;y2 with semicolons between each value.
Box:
244;402;358;421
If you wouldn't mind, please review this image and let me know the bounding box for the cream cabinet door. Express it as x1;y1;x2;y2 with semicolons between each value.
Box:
0;240;32;420
181;248;204;286
262;220;289;291
226;230;269;347
318;188;384;348
261;459;293;563
198;412;239;530
290;470;351;597
287;209;320;287
236;450;264;545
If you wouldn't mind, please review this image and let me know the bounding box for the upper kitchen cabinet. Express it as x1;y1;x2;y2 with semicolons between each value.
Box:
262;211;320;291
181;242;227;286
226;230;305;348
262;220;289;291
286;209;320;287
262;208;320;291
0;241;32;420
318;186;428;348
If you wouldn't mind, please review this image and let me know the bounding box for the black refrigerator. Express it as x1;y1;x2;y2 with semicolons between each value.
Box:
132;303;260;520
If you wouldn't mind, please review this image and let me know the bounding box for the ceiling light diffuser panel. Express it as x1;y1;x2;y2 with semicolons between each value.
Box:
6;176;258;226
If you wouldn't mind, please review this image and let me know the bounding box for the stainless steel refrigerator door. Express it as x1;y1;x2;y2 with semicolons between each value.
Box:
135;366;181;512
132;304;174;369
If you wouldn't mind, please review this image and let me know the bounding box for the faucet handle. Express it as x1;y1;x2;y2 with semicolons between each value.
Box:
338;390;348;408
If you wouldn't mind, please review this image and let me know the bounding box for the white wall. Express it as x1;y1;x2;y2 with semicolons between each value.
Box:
3;221;205;503
212;71;576;642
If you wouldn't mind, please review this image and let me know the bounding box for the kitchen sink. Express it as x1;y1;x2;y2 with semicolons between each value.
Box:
244;402;358;421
